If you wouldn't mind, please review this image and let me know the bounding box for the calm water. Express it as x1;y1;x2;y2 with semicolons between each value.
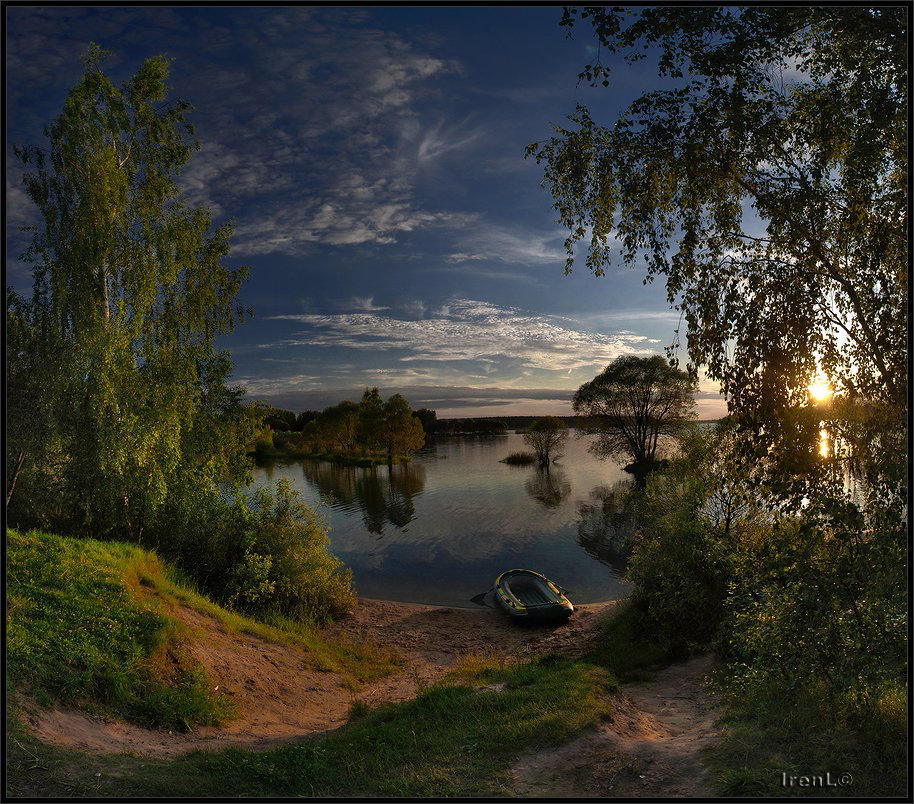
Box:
251;433;633;607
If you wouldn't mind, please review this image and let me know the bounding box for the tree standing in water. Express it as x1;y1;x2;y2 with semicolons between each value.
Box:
523;416;569;468
573;356;695;485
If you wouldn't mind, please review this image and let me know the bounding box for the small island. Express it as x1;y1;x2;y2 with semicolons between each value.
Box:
250;388;426;465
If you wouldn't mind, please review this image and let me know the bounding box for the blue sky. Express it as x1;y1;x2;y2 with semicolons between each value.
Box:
6;5;727;418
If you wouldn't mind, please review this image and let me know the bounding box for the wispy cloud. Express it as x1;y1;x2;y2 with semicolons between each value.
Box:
263;297;658;376
416;117;483;163
444;224;567;265
170;10;468;255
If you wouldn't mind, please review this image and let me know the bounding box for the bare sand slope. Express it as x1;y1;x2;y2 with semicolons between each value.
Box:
18;598;618;758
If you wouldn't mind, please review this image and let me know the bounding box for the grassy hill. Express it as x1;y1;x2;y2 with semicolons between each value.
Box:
6;529;396;732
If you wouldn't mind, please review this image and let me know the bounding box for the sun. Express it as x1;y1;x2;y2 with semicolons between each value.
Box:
808;377;833;401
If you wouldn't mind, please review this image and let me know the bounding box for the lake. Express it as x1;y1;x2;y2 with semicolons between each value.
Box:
251;432;633;607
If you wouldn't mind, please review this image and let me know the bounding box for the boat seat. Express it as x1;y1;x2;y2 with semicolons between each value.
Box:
505;576;561;606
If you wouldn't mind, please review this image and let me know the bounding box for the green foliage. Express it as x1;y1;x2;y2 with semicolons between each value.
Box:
532;7;906;419
412;407;437;434
257;389;426;462
535;8;906;783
381;393;426;461
624;422;907;726
153;481;354;624
237;481;355;621
707;678;907;797
6;529;234;730
623;424;752;644
7;46;252;542
573;356;696;485
586;601;685;682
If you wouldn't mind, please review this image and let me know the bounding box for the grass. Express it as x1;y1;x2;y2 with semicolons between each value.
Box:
6;528;234;731
6;653;616;798
12;553;902;799
585;601;687;681
3;583;673;798
154;568;399;685
5;529;399;732
500;451;537;466
706;680;908;797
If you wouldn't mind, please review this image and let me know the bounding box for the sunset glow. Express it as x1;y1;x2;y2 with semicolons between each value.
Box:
808;378;833;402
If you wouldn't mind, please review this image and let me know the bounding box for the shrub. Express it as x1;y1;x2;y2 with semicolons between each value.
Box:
148;480;355;624
627;477;732;646
236;481;355;622
500;451;536;466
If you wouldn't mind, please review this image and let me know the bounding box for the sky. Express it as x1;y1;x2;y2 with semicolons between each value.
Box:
5;5;727;419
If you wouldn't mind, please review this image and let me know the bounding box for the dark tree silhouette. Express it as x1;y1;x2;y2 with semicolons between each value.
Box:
522;416;569;468
573;356;695;484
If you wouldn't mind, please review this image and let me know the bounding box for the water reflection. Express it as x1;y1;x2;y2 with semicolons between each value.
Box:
576;480;636;564
251;433;633;605
524;466;572;508
299;460;426;536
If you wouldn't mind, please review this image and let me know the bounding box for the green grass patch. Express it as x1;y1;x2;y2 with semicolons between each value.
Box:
6;528;399;734
706;680;908;797
7;654;615;798
585;601;686;681
6;529;234;731
499;451;537;466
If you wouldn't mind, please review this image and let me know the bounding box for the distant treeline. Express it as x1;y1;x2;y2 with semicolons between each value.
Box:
435;415;584;433
255;406;594;438
257;405;718;439
251;390;424;463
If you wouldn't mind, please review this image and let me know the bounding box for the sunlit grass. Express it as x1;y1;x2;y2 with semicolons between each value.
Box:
6;528;400;734
6;651;616;798
6;529;235;730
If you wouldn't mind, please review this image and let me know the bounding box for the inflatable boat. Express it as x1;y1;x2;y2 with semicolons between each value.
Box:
493;569;574;622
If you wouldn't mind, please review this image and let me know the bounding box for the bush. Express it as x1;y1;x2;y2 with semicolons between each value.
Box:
627;474;732;646
500;451;536;466
234;481;355;622
148;480;355;624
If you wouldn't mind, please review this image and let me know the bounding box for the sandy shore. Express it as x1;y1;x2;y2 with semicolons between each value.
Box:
18;596;622;758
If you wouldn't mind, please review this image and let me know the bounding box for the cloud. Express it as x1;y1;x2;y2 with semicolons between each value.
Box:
444;224;567;266
7;7;473;258
348;296;390;312
168;11;468;255
263;296;658;375
416;118;483;163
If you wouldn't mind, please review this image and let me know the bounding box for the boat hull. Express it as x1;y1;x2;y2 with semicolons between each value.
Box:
493;569;574;622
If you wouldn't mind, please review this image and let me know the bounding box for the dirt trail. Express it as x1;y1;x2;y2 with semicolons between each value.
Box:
18;597;723;797
511;654;719;798
18;598;617;758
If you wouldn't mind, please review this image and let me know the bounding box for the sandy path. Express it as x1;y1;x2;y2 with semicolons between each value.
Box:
327;598;619;704
511;654;719;798
19;598;618;758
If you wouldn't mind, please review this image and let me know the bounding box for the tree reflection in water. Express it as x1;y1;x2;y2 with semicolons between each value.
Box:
576;480;637;565
524;465;571;508
300;460;426;536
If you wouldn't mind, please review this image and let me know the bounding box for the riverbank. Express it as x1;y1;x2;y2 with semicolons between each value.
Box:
15;596;620;759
